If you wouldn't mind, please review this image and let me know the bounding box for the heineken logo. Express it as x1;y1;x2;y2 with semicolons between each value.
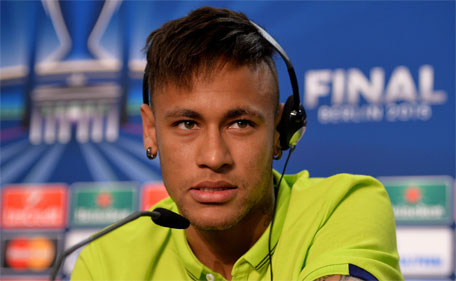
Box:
404;186;422;204
393;204;445;220
70;183;138;227
96;192;113;209
380;176;452;224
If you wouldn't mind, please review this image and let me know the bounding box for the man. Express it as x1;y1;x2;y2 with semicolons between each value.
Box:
72;7;402;281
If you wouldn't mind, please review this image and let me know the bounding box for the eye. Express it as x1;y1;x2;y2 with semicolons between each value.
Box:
176;120;199;130
229;120;254;129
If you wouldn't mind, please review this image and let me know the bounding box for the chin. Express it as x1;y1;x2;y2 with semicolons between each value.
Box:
192;223;234;231
191;220;240;231
187;210;246;231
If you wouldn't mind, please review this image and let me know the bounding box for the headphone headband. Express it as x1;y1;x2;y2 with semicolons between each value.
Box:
249;21;307;150
248;21;300;111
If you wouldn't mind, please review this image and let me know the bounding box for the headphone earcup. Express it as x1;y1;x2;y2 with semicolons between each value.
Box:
276;95;307;150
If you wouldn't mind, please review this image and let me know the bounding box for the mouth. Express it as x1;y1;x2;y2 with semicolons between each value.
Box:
190;181;237;203
197;187;235;192
192;180;236;190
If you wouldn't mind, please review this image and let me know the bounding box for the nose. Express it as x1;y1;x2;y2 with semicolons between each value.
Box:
196;127;233;172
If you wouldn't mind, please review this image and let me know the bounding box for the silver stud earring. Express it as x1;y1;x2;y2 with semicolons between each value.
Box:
273;150;282;160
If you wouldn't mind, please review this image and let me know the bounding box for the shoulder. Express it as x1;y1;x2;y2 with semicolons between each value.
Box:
281;172;402;280
287;172;391;215
290;171;385;193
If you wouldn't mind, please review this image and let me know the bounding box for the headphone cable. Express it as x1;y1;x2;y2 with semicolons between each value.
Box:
268;145;296;281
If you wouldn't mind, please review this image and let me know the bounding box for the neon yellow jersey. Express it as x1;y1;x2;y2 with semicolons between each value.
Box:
71;171;403;280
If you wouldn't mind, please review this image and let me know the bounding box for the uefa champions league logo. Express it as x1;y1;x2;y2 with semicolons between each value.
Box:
29;0;123;145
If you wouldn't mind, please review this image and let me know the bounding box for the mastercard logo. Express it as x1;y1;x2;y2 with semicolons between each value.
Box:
5;236;56;271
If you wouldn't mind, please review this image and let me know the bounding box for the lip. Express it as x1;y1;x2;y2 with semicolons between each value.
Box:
190;181;237;203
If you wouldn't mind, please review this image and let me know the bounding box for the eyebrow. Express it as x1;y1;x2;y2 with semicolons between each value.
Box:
165;109;202;120
224;107;265;122
165;107;265;122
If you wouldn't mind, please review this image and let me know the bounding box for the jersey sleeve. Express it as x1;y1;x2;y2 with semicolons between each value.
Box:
299;174;403;280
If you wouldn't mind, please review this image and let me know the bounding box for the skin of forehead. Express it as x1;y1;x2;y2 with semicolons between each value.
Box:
151;62;279;118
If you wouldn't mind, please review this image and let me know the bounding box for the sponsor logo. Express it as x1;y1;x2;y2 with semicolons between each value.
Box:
70;182;138;227
96;192;113;209
304;65;447;124
1;234;60;274
1;185;67;229
396;227;453;277
380;176;452;224
2;279;48;281
141;183;169;210
400;256;442;267
404;186;422;204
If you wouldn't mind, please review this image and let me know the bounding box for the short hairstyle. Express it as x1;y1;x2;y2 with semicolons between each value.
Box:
144;6;279;111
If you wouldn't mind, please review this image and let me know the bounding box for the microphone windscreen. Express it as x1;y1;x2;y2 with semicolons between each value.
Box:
152;208;190;229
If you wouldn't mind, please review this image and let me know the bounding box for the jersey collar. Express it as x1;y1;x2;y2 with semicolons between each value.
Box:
240;169;291;271
171;169;293;280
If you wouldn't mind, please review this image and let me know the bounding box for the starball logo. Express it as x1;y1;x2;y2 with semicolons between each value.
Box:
304;65;447;124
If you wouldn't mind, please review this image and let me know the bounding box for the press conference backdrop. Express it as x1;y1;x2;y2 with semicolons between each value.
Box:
0;1;454;280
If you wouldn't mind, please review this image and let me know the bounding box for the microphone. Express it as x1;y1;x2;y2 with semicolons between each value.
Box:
152;207;190;229
50;208;189;281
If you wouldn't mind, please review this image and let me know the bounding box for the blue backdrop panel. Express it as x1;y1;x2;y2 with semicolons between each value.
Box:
1;1;453;183
0;1;454;279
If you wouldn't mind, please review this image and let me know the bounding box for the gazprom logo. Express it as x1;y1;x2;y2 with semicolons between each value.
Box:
396;227;453;277
400;256;442;267
304;65;447;123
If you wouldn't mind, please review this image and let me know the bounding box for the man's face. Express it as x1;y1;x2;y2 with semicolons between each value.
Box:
141;64;279;231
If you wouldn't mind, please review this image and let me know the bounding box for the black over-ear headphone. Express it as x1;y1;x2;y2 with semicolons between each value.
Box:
142;20;307;151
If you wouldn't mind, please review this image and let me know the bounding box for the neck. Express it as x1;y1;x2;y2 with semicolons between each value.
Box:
185;194;274;280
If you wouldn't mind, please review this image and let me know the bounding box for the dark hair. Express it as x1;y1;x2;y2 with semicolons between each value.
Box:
144;6;279;110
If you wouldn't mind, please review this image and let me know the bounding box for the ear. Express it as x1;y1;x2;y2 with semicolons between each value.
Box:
140;104;158;156
273;103;284;157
